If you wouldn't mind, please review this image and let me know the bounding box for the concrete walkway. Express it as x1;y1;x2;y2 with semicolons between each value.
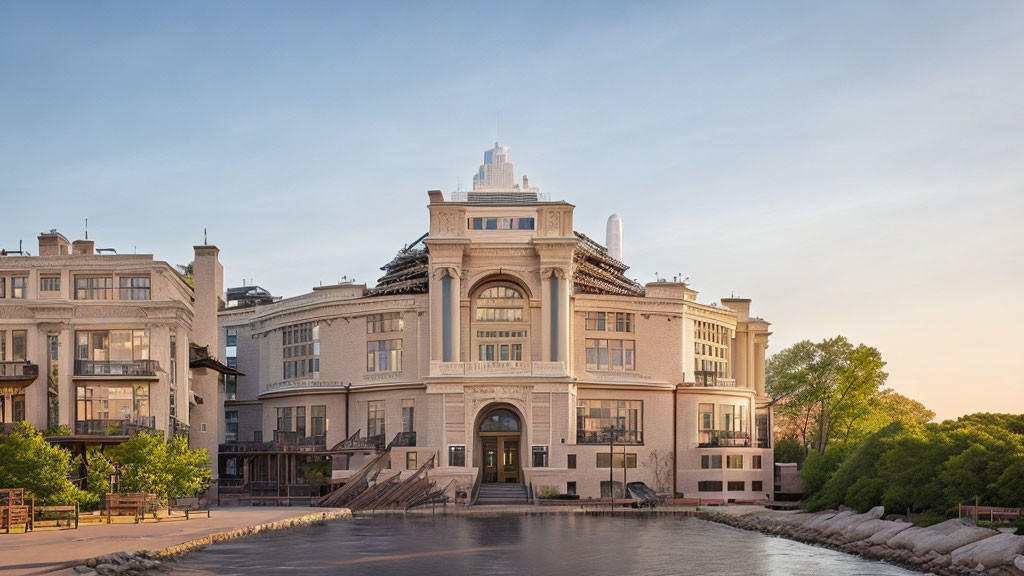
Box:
0;507;334;576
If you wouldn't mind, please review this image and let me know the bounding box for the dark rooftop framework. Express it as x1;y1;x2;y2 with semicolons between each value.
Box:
189;343;244;376
365;233;429;296
572;232;645;296
365;231;644;298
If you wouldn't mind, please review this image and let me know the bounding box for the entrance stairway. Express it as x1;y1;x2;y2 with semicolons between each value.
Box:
475;483;529;506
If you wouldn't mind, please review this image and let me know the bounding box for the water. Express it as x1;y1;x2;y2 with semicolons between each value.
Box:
170;514;919;576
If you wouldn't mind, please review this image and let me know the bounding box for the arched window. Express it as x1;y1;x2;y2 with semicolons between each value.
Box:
479;409;520;432
472;281;529;361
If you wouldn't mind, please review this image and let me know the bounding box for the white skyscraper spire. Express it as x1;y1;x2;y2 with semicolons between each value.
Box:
606;214;623;262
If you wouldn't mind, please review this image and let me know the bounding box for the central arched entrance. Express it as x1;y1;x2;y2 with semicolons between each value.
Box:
477;407;522;484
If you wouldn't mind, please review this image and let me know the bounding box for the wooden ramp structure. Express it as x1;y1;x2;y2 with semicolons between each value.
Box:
315;432;449;511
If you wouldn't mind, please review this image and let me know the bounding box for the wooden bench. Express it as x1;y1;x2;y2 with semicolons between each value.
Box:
105;493;160;524
167;497;211;520
35;504;79;529
1;488;33;534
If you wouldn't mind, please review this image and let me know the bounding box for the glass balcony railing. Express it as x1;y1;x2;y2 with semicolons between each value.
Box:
698;430;751;447
75;359;158;377
74;415;157;436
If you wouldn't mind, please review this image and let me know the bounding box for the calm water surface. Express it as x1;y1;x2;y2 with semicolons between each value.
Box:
171;514;918;576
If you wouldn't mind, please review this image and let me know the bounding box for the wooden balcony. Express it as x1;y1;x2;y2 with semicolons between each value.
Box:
0;361;39;388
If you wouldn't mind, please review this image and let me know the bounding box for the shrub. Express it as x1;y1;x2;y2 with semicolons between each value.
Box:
537;485;560;499
0;421;95;507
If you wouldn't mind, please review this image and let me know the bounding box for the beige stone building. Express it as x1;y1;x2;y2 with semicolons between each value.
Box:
219;145;773;502
0;231;228;487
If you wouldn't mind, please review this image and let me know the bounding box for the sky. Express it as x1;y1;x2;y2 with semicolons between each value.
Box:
2;1;1022;421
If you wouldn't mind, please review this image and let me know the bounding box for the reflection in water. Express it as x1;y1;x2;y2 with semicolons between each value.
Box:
171;515;918;576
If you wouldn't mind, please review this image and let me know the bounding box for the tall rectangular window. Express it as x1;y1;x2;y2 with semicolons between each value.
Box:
10;276;27;297
367;339;402;372
576;399;643;444
311;405;327;438
169;334;177;419
448;445;466;467
295;406;306;437
401;399;414;433
224;374;237;401
699;403;715;430
0;278;5;298
406;451;418;470
367;400;385;439
12;331;27;361
118;277;151;300
47;334;59;429
225;410;238;442
752;455;763;469
276;407;293;437
281;322;317;381
74;276;113;300
532;446;549;468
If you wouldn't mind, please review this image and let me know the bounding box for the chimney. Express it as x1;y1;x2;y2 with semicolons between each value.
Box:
191;245;224;348
38;230;71;256
721;298;751;321
189;243;224;496
72;239;95;255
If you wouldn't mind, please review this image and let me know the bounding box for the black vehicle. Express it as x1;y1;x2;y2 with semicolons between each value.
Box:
626;482;658;508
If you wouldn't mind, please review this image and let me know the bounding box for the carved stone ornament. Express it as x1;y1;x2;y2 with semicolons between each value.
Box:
465;384;532;422
546;210;561;234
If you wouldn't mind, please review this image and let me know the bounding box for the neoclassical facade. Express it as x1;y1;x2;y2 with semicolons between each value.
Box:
219;146;773;501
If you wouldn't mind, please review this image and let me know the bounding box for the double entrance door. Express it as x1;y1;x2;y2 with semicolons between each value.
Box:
482;434;520;483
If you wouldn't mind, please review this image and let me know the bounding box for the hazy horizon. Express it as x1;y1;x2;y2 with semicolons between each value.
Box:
2;1;1021;421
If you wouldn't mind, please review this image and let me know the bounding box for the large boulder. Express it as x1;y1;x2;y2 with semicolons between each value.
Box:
950;533;1024;572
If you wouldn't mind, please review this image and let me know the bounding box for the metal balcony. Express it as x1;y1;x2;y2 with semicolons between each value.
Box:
0;361;39;388
74;415;157;436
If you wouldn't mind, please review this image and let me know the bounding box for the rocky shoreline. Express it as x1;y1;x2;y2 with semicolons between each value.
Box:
69;509;352;576
703;506;1024;576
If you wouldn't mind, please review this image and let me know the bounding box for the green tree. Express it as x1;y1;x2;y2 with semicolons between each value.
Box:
107;431;209;501
768;336;889;456
0;421;95;507
164;434;209;498
774;435;806;465
85;447;114;503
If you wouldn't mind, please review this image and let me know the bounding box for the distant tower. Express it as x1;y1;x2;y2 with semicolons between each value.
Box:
466;142;541;203
606;214;623;262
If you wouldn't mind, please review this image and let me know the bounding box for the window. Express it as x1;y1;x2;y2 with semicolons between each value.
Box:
282;322;318;380
752;455;763;469
752;481;764;492
224;374;237;401
226;327;237;359
367;312;403;334
253;430;263;442
76;383;150;423
12;331;27;361
585;312;634;332
756;413;771;448
567;454;576;469
699;403;715;430
596;453;637;468
402;399;414;433
576;399;643;444
448;445;466;467
532;446;549;468
474;307;523;322
119;277;151;300
225;410;238;442
585;339;634;371
694;320;731;385
367;339;402;372
367;400;385;438
311;405;327;438
698;481;723;492
296;406;306;437
727;481;745;491
169;335;177;418
40;276;60;292
10;276;27;299
276;407;293;437
720;405;748;434
477;343;522;361
468;217;535;230
406;451;418;470
74;276;113;300
727;455;743;469
0;277;5;298
74;330;150;369
566;481;576;495
701;454;722;469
